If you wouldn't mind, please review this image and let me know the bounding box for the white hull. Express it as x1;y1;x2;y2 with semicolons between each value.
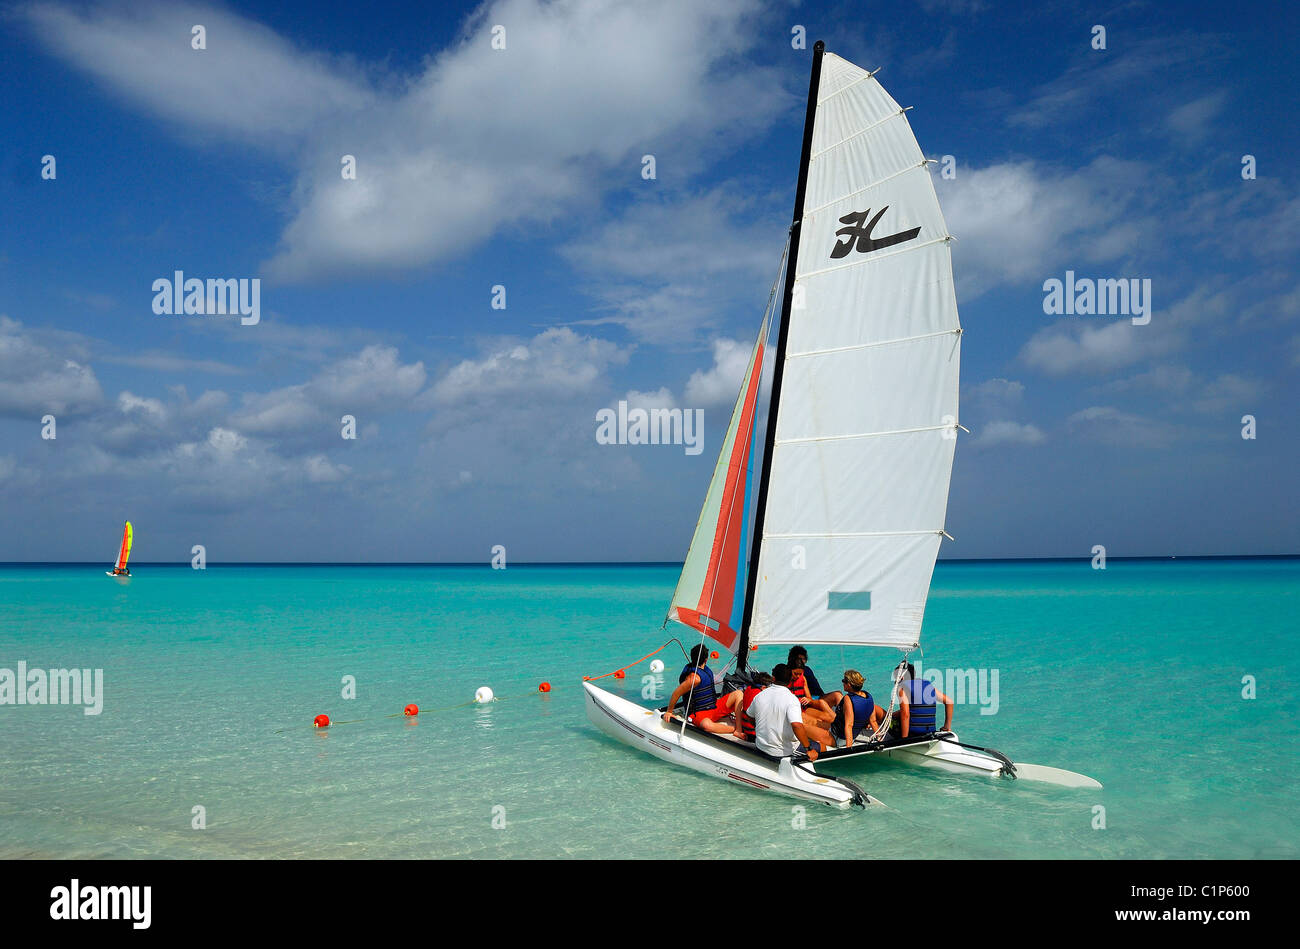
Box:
586;682;1101;794
583;682;870;808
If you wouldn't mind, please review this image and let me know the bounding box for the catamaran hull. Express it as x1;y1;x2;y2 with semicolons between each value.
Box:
824;734;1004;778
583;682;868;808
817;732;1102;788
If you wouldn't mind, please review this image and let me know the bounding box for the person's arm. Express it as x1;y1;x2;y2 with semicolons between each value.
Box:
662;674;697;723
729;690;745;738
898;692;910;738
937;688;953;732
842;698;855;748
805;668;825;697
791;722;817;761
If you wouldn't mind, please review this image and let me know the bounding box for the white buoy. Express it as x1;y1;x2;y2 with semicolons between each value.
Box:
474;686;495;704
649;659;665;673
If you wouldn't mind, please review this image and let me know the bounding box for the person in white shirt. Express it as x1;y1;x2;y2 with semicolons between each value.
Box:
746;664;834;760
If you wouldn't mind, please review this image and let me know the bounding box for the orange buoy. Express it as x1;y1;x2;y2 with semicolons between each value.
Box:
404;704;418;716
538;682;551;693
582;675;591;681
313;714;330;728
614;669;625;679
750;644;759;651
710;651;719;659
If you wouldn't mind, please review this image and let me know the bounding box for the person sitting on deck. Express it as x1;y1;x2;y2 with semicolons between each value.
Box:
819;670;884;748
725;671;773;742
747;664;835;760
892;662;953;739
786;646;834;727
662;645;735;735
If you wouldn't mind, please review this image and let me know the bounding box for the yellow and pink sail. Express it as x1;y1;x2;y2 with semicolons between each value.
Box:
113;521;133;572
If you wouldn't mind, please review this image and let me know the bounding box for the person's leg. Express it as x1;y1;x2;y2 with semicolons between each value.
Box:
822;690;844;709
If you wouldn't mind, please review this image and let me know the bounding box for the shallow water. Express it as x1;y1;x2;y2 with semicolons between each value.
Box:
0;560;1295;859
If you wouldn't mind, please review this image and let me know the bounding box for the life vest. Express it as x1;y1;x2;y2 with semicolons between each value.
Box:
678;664;717;714
788;668;809;701
835;692;875;737
904;678;937;734
739;686;763;740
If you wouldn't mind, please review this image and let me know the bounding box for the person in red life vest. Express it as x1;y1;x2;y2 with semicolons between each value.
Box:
747;664;835;760
724;671;774;742
786;646;834;727
891;662;953;738
819;670;885;748
662;644;736;734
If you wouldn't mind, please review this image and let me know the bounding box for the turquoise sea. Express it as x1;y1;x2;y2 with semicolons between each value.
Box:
0;559;1295;860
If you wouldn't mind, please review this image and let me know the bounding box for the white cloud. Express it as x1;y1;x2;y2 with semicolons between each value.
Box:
234;344;424;435
0;316;104;417
684;337;753;407
935;158;1146;300
624;387;676;411
430;327;628;408
977;421;1045;446
1066;406;1174;447
25;0;779;282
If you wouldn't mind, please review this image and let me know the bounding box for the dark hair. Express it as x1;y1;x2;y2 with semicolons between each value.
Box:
772;663;791;685
896;661;915;682
689;644;710;666
755;672;774;687
786;646;808;667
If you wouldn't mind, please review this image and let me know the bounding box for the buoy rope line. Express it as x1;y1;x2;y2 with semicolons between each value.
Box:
279;687;553;733
582;638;692;683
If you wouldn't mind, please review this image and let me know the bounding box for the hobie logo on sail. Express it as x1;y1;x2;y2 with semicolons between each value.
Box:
830;207;921;259
151;271;260;325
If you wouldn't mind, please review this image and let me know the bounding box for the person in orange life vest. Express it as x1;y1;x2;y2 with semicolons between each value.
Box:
893;662;953;738
819;670;885;748
786;646;834;726
663;644;735;734
724;671;773;742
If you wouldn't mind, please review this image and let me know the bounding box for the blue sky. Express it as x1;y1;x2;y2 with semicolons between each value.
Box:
1;0;1297;562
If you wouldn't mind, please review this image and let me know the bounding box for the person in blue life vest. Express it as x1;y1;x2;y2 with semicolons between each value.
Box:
819;670;885;748
663;644;736;735
892;662;953;738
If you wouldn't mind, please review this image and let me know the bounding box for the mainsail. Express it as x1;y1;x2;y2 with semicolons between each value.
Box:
113;521;133;572
745;47;962;652
669;45;960;659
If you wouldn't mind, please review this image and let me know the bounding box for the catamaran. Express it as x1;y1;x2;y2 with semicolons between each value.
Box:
106;520;133;578
584;43;1099;808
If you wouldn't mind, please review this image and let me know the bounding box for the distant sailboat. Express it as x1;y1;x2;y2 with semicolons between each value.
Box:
107;521;133;578
584;43;1099;806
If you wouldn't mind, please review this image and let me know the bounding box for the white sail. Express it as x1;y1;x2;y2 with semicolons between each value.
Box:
748;51;961;651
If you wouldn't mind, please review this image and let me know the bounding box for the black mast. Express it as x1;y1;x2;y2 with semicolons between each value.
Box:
737;40;825;673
